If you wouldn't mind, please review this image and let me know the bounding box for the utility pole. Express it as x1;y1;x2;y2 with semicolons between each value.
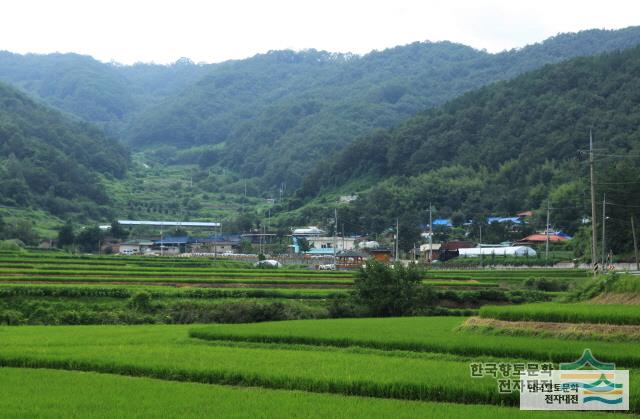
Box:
428;203;433;263
545;201;550;261
602;193;606;271
267;207;271;231
479;223;483;267
589;130;598;274
631;215;639;271
395;218;399;263
160;224;164;257
333;208;337;267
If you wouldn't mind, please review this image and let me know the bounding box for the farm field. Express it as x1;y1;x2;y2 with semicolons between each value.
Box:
2;251;631;417
0;368;615;419
190;316;640;367
0;318;638;416
479;302;640;325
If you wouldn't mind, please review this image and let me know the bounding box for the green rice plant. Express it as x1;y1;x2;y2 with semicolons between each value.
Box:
190;316;640;368
0;368;615;419
1;322;639;411
0;275;353;286
479;303;640;325
0;283;349;299
0;324;511;406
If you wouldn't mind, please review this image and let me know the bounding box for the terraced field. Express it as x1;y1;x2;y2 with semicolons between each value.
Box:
3;251;623;417
479;302;640;325
0;368;610;418
0;318;636;417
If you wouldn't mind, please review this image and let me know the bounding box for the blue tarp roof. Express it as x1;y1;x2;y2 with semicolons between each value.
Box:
154;236;189;245
553;231;573;239
190;235;241;243
433;219;453;227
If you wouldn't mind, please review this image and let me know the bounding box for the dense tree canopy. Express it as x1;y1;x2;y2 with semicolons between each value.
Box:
0;81;130;218
125;27;640;191
296;46;640;253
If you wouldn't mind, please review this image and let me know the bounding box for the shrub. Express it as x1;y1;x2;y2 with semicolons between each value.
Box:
353;261;425;316
0;309;25;325
129;292;153;312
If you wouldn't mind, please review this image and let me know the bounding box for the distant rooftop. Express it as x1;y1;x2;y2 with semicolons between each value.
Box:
118;220;220;227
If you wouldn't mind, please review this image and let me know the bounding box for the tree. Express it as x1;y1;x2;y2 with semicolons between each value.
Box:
353;260;423;316
110;221;129;240
76;226;103;252
5;221;38;245
238;239;253;254
297;237;311;253
57;221;75;248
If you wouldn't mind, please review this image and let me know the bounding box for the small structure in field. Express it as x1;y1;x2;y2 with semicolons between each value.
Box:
366;248;393;263
336;250;366;269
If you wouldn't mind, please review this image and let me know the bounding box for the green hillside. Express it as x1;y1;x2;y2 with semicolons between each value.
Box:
295;46;640;254
126;27;640;190
0;81;130;221
0;52;211;134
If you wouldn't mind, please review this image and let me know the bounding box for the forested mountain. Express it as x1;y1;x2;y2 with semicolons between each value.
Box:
126;27;640;190
294;46;640;253
0;81;130;219
0;52;211;134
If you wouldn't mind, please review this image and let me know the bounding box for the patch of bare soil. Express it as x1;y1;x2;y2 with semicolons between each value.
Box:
463;316;640;340
590;293;640;304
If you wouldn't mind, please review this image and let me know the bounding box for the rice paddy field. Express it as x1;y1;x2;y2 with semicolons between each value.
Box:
479;302;640;325
1;251;636;417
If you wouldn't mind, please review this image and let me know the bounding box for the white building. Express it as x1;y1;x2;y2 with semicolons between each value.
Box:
458;246;537;257
308;236;357;252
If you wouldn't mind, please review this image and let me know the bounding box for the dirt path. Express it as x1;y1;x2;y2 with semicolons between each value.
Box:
590;293;640;304
463;316;640;338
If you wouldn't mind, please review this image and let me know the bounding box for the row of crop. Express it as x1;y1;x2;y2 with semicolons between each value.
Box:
0;275;352;286
1;323;639;411
0;266;355;278
0;324;512;407
422;271;587;280
0;256;253;269
479;303;640;325
424;268;585;275
0;268;354;279
4;368;595;419
189;316;640;368
0;285;345;300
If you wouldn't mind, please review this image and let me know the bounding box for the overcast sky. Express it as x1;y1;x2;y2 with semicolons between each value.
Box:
1;0;638;64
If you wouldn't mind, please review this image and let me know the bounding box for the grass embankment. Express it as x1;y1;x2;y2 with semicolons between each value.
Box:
190;316;640;368
0;368;619;419
479;303;640;325
461;316;640;342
